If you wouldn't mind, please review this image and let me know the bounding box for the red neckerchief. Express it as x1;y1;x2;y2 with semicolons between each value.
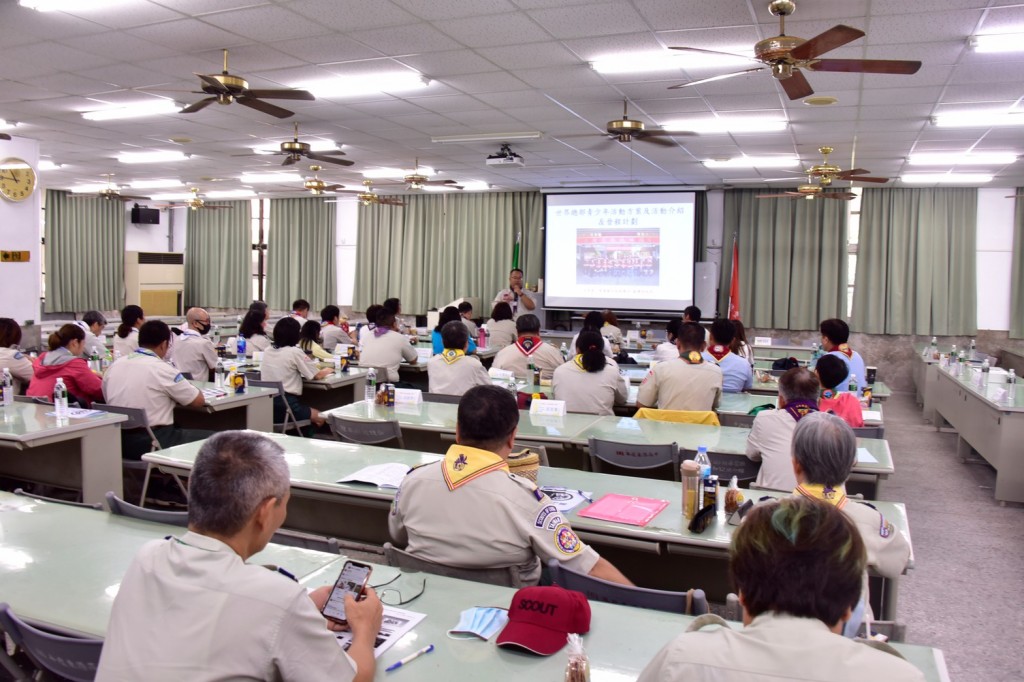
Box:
837;343;854;359
783;399;819;422
514;335;541;356
707;344;730;362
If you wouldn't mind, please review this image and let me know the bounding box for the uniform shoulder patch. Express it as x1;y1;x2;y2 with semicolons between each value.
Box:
554;523;582;555
13;351;24;359
535;505;557;529
173;373;185;383
879;516;894;539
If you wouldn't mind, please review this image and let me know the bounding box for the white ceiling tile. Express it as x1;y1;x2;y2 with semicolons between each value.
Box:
633;0;756;31
268;35;384;64
0;6;110;42
196;44;307;72
438;71;531;93
391;0;517;20
940;83;1022;104
858;86;942;106
75;63;183;89
865;11;983;45
476;42;580;70
348;23;465;54
61;32;181;62
395;49;503;77
286;0;419;31
434;12;551;47
868;0;990;15
977;6;1024;32
125;18;252;52
403;95;492;113
199;5;334;42
61;1;185;29
526;3;650;40
513;65;605;89
654;25;762;51
150;0;273;16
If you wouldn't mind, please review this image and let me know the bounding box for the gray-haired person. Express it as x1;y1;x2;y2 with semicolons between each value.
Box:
98;431;383;682
80;310;108;357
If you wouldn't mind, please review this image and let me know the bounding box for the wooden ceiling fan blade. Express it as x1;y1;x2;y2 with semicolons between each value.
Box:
180;97;217;114
788;25;865;60
236;97;294;119
379;197;406;205
644;130;696;138
245;89;315;101
669;46;758;62
808;59;921;75
846;176;889;183
197;74;231;94
118;194;152;201
638;135;678;147
306;151;354;166
0;133;11;140
780;69;814;100
1005;194;1024;199
757;193;799;198
668;67;765;89
822;193;857;200
281;155;299;166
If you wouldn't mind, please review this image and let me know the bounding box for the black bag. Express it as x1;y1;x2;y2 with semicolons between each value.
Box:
771;357;799;371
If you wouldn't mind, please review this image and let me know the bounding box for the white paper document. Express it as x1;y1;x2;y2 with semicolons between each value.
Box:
44;408;106;419
333;606;426;658
539;487;594;512
337;463;412;489
862;410;882;424
856;447;878;464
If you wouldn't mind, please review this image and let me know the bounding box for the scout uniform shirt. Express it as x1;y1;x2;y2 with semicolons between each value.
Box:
389;444;601;585
636;352;723;411
242;333;272;356
260;345;318;395
702;345;753;393
0;346;33;392
172;329;218;381
320;323;349;353
427;349;490;396
745;400;819;491
359;328;418;383
102;349;201;428
112;328;139;358
492;336;565;381
551;356;629;416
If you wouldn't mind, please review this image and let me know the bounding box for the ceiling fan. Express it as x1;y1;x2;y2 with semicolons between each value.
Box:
0;133;10;141
153;187;230;211
597;100;691;146
757;177;856;201
248;123;353;167
668;0;922;100
373;159;462;190
301;166;346;196
780;146;890;185
70;175;150;202
326;180;406;206
179;49;315;119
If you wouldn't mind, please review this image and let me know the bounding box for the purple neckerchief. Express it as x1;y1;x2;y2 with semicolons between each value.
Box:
373;326;391;338
783;399;819;422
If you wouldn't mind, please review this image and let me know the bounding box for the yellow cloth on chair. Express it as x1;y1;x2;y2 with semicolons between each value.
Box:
633;408;721;426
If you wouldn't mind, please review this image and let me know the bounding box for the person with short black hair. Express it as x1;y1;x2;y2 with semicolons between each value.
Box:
458;301;478;338
239;308;271;355
319;305;350;352
427;320;490;396
484;302;518;349
570;311;613;358
815;354;864;427
745;367;820;491
27;323;104;406
79;310;108;357
357;304;383;350
389;385;633;586
653;317;684;362
0;317;33;393
552;330;628;415
682;305;701;322
637;496;925;682
359;309;418;383
261;317;333;430
97;431;384;682
820;318;867;396
637;322;722;411
382;297;411;334
113;305;145;358
431;306;477;355
289;299;310;322
703;319;753;393
492;313;564;381
600;309;623;345
102;320;211;459
492;268;536;319
298;320;333;361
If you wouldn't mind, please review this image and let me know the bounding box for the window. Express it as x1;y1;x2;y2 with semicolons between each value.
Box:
251;198;268;301
845;189;862;317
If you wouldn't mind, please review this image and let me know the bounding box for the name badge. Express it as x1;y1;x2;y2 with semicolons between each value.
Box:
488;367;515;380
394;388;422;404
530;399;566;416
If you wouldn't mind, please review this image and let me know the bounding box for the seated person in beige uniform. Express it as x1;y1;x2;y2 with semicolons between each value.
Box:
491;314;564;381
359;309;418;384
637;496;925;682
458;301;478;339
80;310;109;358
112;304;145;358
172;307;218;381
791;412;911;628
484;302;518;349
0;317;33;393
320;305;352;352
745;367;820;491
427;321;490;396
552;330;628;416
389;385;633;586
102;320;212;460
239;308;272;355
636;322;722;411
97;431;384;682
261;318;333;430
600;309;624;346
652;317;684;363
288;298;310;323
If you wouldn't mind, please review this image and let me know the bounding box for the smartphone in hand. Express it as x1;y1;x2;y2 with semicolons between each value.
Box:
321;560;373;625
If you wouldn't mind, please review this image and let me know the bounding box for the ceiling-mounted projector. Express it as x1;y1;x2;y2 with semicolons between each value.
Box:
486;143;525;168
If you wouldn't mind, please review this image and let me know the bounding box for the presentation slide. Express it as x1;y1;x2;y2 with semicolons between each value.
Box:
543;192;696;312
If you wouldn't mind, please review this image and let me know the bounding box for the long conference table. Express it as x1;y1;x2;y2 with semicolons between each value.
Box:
144;432;911;620
0;491;949;681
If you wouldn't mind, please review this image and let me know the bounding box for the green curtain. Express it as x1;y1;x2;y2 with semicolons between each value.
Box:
266;197;336;312
716;189;848;330
1011;189;1024;339
353;192;542;315
852;187;977;336
185;200;251;309
44;189;125;312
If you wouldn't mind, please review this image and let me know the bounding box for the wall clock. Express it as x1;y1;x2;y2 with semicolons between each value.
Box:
0;158;37;202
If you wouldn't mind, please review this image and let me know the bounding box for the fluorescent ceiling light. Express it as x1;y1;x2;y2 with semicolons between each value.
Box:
82;100;179;121
239;172;302;184
432;132;543;144
38;160;61;171
422;185;459;192
900;173;993;184
0;161;32;170
908;152;1018;166
297;73;428;98
20;0;128;10
207;189;256;198
971;33;1024;53
129;179;183;189
363;167;435;179
662;118;788;134
117;151;189;164
252;140;340;154
933;111;1024;128
458;181;491;191
590;49;751;74
70;184;115;193
0;120;16;130
703;156;800;168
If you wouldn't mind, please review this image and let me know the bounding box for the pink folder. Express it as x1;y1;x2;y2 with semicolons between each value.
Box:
576;493;669;527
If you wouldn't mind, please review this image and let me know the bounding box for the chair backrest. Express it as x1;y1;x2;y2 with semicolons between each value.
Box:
383;542;524;588
13;488;101;510
91;402;149;431
633;408;720;426
547;560;708;615
179;371;194;380
248;379;286;399
513;440;550;467
13;395;52;404
0;603;103;682
105;492;188;527
325;413;405;448
422;392;462;404
248;380;310;437
716;412;753;428
690;451;761;486
587;437;681;481
271;528;341;555
853;426;885;439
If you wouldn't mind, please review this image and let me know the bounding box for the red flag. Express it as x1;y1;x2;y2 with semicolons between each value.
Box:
728;239;741;320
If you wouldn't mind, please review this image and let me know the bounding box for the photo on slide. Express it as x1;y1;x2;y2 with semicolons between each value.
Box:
576;228;660;286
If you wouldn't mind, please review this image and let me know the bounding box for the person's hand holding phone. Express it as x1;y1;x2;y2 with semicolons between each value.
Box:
344;587;383;639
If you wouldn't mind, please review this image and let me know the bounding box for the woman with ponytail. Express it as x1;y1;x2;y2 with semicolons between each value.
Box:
551;330;628;415
113;305;145;358
26;324;104;406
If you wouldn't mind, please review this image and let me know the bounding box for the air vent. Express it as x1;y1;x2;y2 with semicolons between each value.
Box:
138;252;184;265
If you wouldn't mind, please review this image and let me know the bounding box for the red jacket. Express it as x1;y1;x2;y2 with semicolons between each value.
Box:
27;350;104;407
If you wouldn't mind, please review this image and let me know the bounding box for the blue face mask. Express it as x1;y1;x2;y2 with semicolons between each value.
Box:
447;607;509;641
843;596;866;638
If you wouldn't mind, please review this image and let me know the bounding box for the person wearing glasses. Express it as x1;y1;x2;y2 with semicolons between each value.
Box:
78;310;108;357
172;308;219;381
389;384;633;587
97;431;384;682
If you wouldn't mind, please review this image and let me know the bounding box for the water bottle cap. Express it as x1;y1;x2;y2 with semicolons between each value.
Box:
697;445;707;453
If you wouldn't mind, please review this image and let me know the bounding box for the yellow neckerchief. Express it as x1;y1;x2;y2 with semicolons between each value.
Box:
442;444;508;491
572;353;587;370
836;343;854;359
794;482;848;510
441;348;465;365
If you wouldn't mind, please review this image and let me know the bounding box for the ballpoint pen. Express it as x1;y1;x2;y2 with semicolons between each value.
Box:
385;644;435;673
577;490;594;503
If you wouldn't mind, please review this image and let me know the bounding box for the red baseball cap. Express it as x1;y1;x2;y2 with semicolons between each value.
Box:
496;585;591;656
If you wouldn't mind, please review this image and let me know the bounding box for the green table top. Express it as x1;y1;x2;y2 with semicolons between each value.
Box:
715;393;884;424
935;363;1024;412
0;402;126;443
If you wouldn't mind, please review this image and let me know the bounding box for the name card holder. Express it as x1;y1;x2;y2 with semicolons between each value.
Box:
488;367;515;380
530;399;566;416
754;336;772;346
394;388;422;404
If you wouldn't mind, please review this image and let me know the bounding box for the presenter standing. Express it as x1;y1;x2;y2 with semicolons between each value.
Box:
493;268;536;319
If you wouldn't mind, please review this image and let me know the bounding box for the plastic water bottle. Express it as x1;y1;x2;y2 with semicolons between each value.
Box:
333;347;343;374
236;336;246;361
529;361;540;389
969;338;976;360
1008;369;1017;400
215;359;226;388
89;352;100;372
560;342;569;361
0;369;12;408
980;359;990;387
848;374;859;394
506;376;517;394
365;368;377;403
53;378;69;418
957;351;967;377
694;445;711;480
